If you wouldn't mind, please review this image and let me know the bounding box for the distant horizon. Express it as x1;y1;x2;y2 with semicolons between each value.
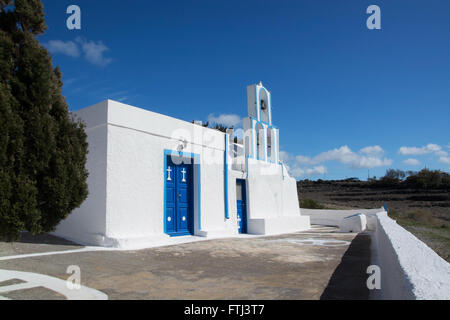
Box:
296;166;450;182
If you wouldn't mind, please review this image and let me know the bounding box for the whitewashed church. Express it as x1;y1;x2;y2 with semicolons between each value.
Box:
55;83;310;247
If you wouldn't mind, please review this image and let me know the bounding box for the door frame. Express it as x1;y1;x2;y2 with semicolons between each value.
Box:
236;178;248;234
163;150;201;236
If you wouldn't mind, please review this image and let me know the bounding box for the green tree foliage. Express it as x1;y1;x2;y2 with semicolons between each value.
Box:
300;198;325;209
383;169;406;181
0;0;89;241
405;168;450;189
368;168;450;189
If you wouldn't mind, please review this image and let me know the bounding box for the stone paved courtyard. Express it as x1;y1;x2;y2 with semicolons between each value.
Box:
0;226;371;300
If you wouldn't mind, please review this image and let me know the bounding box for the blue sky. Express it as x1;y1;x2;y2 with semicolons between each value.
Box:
38;0;450;180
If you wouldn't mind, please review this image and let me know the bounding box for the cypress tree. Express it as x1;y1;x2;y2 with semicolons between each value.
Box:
0;0;88;241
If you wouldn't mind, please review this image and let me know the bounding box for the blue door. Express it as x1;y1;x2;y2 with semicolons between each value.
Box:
165;156;193;236
236;179;247;234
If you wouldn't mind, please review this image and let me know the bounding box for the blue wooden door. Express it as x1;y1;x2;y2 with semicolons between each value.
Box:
165;156;193;236
236;179;247;234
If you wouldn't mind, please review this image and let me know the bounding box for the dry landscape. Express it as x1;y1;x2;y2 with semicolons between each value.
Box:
297;178;450;262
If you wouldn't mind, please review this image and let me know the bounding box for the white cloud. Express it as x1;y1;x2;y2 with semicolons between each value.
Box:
438;157;450;165
280;145;392;179
44;38;112;66
403;158;420;166
306;166;327;175
435;150;448;157
295;155;313;165
355;156;393;169
288;165;327;179
359;145;384;157
298;145;392;169
76;37;112;66
207;113;242;128
398;143;442;156
45;40;80;57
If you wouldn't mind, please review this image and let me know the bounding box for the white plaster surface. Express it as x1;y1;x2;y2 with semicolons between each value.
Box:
339;214;367;233
371;211;450;300
0;269;107;300
269;238;351;247
247;216;310;235
54;101;108;246
301;208;382;227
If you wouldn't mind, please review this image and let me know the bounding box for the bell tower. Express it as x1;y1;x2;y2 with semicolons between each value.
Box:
243;82;279;163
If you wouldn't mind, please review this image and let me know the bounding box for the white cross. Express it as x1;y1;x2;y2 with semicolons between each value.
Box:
181;168;186;182
166;166;172;181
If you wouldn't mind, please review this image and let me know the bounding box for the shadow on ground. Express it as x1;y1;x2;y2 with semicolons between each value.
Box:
320;232;371;300
16;232;79;246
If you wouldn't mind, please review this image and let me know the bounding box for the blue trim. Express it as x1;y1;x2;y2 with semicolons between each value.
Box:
251;119;256;158
256;86;260;121
164;154;167;233
246;155;250;179
280;161;285;180
248;116;277;129
163;149;202;233
236;179;248;234
224;134;229;219
168;231;192;237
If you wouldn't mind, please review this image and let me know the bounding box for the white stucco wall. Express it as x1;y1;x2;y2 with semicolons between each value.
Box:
247;160;299;218
245;159;309;234
54;101;108;245
371;212;450;300
56;100;234;247
106;100;233;244
301;208;382;228
339;214;367;233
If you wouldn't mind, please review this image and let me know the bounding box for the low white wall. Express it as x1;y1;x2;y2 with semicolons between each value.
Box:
301;208;382;228
302;207;450;299
339;214;367;233
372;212;450;300
247;216;310;235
